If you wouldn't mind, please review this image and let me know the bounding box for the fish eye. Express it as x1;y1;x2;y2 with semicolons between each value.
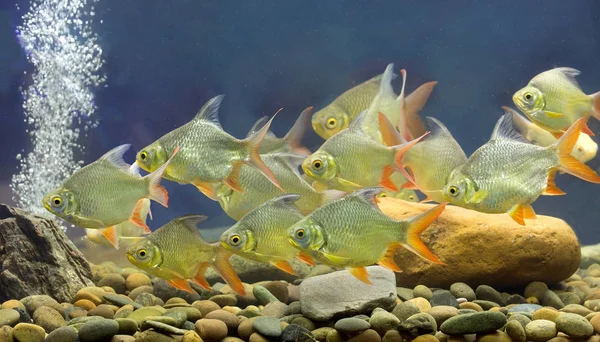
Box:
524;92;533;101
312;160;323;170
379;192;388;198
137;248;148;259
409;195;415;200
577;147;583;152
326;118;337;129
139;151;148;161
51;196;63;207
294;228;306;240
229;234;242;246
448;186;459;197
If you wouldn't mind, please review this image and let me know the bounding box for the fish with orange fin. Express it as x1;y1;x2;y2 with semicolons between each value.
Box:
287;187;445;284
135;95;282;199
248;107;312;156
126;215;245;295
302;110;426;193
443;111;600;225
42;144;178;248
220;194;316;275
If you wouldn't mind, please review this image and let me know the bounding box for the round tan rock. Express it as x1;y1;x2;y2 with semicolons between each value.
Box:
73;299;96;311
1;300;25;311
192;300;221;317
459;302;483;312
347;329;381;342
126;273;152;290
238;316;258;341
195;318;228;342
590;313;600;334
525;319;558;341
204;309;239;332
533;307;560;322
411;334;437;342
13;323;45;342
379;198;581;288
475;330;512;341
74;289;103;305
407;297;431;312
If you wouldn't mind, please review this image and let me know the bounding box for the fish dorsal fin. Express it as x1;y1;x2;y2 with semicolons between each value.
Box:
194;95;225;128
377;63;396;99
555;67;582;89
347;187;384;209
176;214;209;238
348;110;368;132
271;193;303;212
368;69;398;84
424;117;451;137
101;144;131;171
272;153;306;177
129;161;142;177
490;112;530;143
246;116;269;138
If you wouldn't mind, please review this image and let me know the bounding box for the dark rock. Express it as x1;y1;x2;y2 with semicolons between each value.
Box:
45;326;77;342
279;324;315;342
541;290;565;309
262;281;289;303
334;317;371;333
506;294;528;304
430;290;459;308
13;307;32;324
440;311;507;335
78;318;119;342
0;204;94;302
475;285;505;306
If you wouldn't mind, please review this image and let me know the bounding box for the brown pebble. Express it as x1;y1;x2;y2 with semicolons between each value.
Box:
237;316;258;341
165;297;188;305
98;274;127;294
381;330;403;342
73;299;96;311
192;300;221;317
590;314;600;334
181;330;202;342
249;332;271;342
222;338;245;342
210;294;238;308
128;286;154;301
88;304;115;319
203;309;239;331
475;330;512;341
126;273;152;290
533;307;560;322
73;290;103;306
1;300;25;311
263;281;290;303
408;297;431;312
0;326;13;342
32;306;66;333
110;335;136;342
195;318;228;342
459;302;483;312
348;329;382;342
69;308;87;319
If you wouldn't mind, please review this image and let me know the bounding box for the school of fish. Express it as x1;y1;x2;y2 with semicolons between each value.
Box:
42;64;600;295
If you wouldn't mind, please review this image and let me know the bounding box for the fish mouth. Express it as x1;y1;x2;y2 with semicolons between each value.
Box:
42;200;52;212
512;95;524;108
126;253;137;265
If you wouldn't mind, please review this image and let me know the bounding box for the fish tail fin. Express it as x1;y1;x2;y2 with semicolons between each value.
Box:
100;226;119;250
591;91;600;120
284;106;312;156
146;146;180;207
403;81;438;137
243;112;283;191
213;248;245;295
402;203;446;264
387;117;428;188
553;118;600;183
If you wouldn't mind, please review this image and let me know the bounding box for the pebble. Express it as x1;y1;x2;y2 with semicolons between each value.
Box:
541;290;565;309
0;309;19;327
74;299;96;311
98;274;127;294
125;273;152;290
430;290;459;308
166;307;202;322
458;302;483;312
12;322;45;342
392;301;420;321
45;326;78;342
397;313;437;338
238;317;258;341
382;330;403;342
505;319;526;342
115;318;138;335
222;338;245;342
105;294;139;309
135;293;158;307
591;314;600;334
1;300;25;312
280;324;315;342
449;283;476;302
210;294;237;307
249;332;270;342
326;329;343;342
127;307;163;325
128;286;154;301
288;301;301;315
476;330;512;342
291;316;315;331
312;326;334;340
163;310;187;327
262;301;290;318
74;290;103;306
440;311;506;335
144;320;187;335
525;319;557;341
408;297;432;312
472;300;499;310
153;279;201;304
475;285;505;306
263;281;290;303
112;335;136;342
78;318;119;342
192;300;221;317
413;285;433;300
426;306;459;326
506;294;528;304
396;287;414;301
347;329;381;341
115;305;134;319
508;303;542;313
88;304;115;319
507;313;532;328
0;326;12;342
410;335;438;342
334;317;371;333
20;295;64;316
142;316;178;328
253;316;283;338
253;285;279;305
555;312;594;339
532;307;560;322
560;303;593;316
134;330;177;342
524;281;549;299
369;309;400;336
32;305;66;333
558;292;581;305
181;330;202;342
204;309;239;331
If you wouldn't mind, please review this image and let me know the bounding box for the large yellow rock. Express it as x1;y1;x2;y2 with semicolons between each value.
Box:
377;198;580;289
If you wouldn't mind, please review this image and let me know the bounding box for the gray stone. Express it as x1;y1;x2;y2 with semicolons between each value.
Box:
506;294;527;304
0;309;19;327
369;309;399;336
280;324;315;342
299;266;396;321
397;313;437;338
262;301;289;318
391;301;420;321
144;320;187;335
449;282;475;302
541;290;565;309
164;310;187;327
135;293;158;307
78;318;119;342
508;304;542;313
525;319;557;341
430;290;459;308
253;285;279;305
334;317;371;333
45;326;78;342
475;285;505;306
555;312;594;339
440;311;506;335
396;287;414;301
252;316;282;338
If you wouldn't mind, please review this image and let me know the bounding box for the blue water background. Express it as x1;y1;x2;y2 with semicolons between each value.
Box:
0;1;599;243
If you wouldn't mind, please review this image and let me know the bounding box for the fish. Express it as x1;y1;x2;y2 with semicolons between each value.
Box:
126;215;245;295
401;117;468;203
312;66;436;140
287;187;445;284
220;194;316;275
85;198;152;249
303;111;425;193
506;106;597;164
247;107;312;156
135;95;282;199
214;152;343;220
43;144;177;232
513;67;600;137
442;112;600;225
377;173;419;202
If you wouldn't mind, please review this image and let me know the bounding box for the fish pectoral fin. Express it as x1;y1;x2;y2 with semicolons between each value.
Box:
543;169;566;196
312;181;328;193
224;161;245;193
334;177;364;192
193;180;218;200
466;190;488;204
131;199;151;233
507;203;536;226
191;263;211;290
213;248;245;296
582;121;595;137
348;267;373;284
543;110;566;118
401;181;419;190
270;260;296;275
321;251;351;265
99;226;119;250
296;252;316;266
377;242;403;272
167;279;195;293
380;165;399;192
551;131;564;139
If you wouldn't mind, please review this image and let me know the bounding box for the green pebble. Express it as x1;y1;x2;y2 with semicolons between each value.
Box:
396;287;414;301
334;317;371;333
77;318;119;342
440;311;506;335
391;301;420;321
143;320;187;335
413;285;433;300
291;316;315;331
165;307;202;322
504;320;526;342
126;307;163;325
555;312;594;339
253;285;279;305
115;318;138;335
164;310;187;327
44;326;78;342
370;309;400;336
472;300;500;310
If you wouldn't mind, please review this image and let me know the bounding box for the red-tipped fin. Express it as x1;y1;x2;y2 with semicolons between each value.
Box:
297;252;316;266
271;260;296;275
284;106;312;156
147;146;180;207
591;91;600;120
380;166;399;192
401;181;419;190
167;279;194;293
543;168;566;196
404;81;438;137
244;112;283;190
553;117;600;183
100;226;119;250
213;248;245;296
378;112;404;147
403;203;445;264
130;199;151;233
224;161;244;193
192;180;218;200
348;267;372;284
192;264;211;290
507;203;536;226
377;242;403;272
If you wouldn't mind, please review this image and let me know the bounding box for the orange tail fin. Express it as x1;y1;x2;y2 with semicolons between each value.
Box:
244;112;283;190
100;226;119;250
213;248;245;296
553;117;600;183
403;203;446;264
